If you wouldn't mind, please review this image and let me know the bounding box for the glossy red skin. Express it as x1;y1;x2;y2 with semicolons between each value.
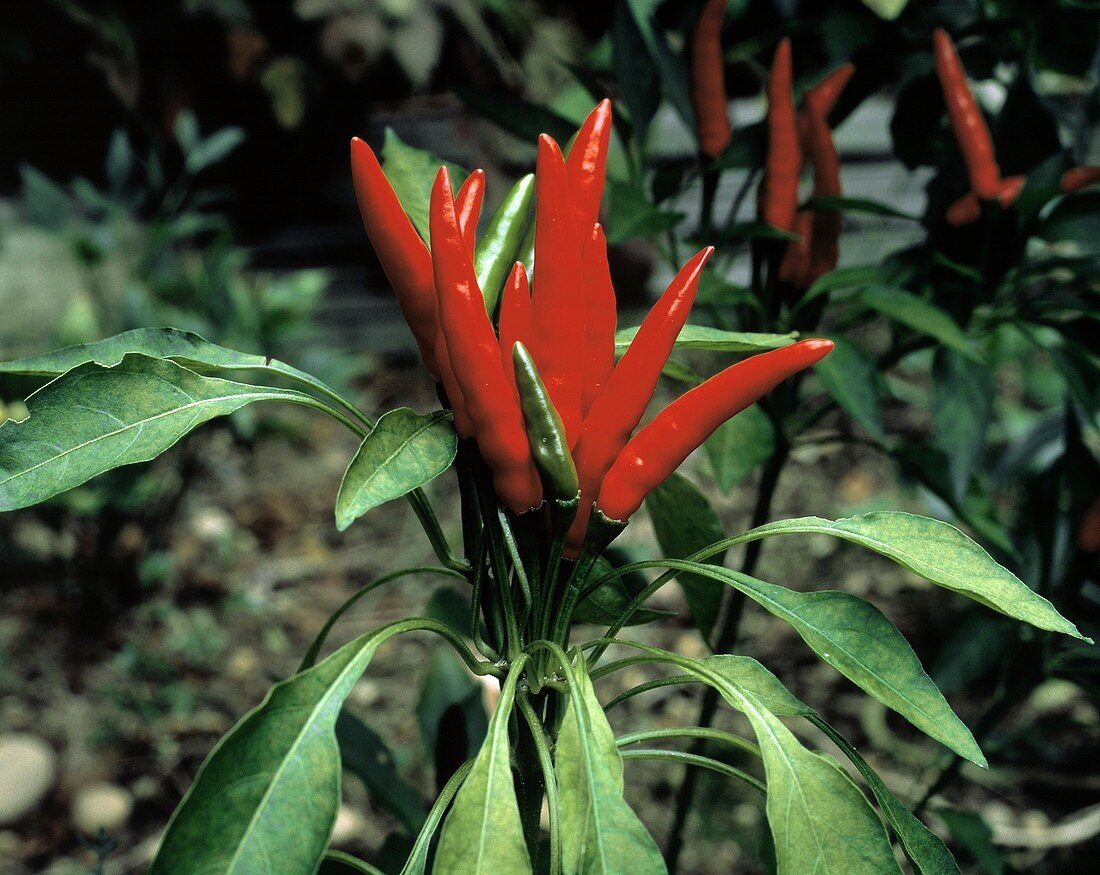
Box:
455;169;485;254
761;38;801;232
565;99;613;232
498;262;533;396
530;135;585;448
566;245;714;553
691;0;732;159
933;28;1001;200
430;167;542;513
580;224;618;418
597;339;835;522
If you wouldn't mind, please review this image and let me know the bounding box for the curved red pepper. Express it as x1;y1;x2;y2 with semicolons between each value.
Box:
1062;166;1100;192
760;38;801;232
350;137;440;376
933;29;1001;201
567;245;713;551
566;99;613;233
580;224;617;418
691;0;732;159
945;175;1025;225
530;134;585;448
429;167;542;513
498;261;532;395
777;210;814;288
596;339;834;521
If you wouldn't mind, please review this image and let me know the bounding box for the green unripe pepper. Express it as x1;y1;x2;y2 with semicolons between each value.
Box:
475;173;535;317
512;341;579;502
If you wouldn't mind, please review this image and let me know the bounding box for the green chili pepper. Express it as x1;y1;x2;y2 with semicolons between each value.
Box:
512;341;579;502
475;173;535;317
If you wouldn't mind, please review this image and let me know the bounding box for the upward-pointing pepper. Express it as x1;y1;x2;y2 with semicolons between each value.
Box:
691;0;733;159
760;38;801;233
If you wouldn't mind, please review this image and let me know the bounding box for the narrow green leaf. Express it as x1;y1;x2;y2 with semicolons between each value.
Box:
807;194;920;222
0;355;322;511
434;661;532;875
814;336;886;442
645;473;726;643
614;325;797;353
456;87;577;146
556;659;667;875
934;809;1006;875
860;287;980;361
0;327;357;411
811;716;960;875
932;349;995;501
703;404;775;492
574;556;674;626
335;408;457;530
604;178;683;243
732;512;1089;640
151;619;436;874
382;129;467;242
685;564;986;765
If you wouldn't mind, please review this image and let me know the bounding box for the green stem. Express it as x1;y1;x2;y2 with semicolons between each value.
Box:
518;692;562;875
400;759;476;875
470;536;501;662
616;726;761;760
620;750;766;795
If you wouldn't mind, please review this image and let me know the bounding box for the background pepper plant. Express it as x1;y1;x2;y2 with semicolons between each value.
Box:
0;92;1093;874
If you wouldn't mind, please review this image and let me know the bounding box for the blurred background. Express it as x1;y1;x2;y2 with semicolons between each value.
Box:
1;1;1099;873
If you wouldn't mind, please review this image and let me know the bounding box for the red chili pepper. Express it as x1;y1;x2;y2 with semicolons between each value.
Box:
945;174;1025;225
580;223;617;418
690;0;732;159
760;38;801;232
566;99;613;233
777;210;814;287
1062;166;1100;192
498;261;532;395
530;134;585;448
803;63;854;119
803;68;851;282
596;339;834;521
429;167;542;513
350;137;440;376
933;28;1001;201
455;169;485;254
566;245;714;551
1079;494;1100;554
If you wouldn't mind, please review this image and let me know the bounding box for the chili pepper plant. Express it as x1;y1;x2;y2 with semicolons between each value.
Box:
0;99;1092;873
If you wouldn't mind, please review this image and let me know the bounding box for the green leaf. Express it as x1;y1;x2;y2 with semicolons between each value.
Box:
932;349;994;501
574;556;674;626
150;619;431;874
731;513;1089;640
645;473;726;643
807;195;920;222
704;404;775;492
335;408;456;530
935;808;1005;875
434;662;532;875
185;126;246;173
336;710;427;834
382;129;467;242
622;0;695;132
810;716;961;875
685;565;986;766
556;658;667;874
0;327;356;409
814;336;886;442
860;0;910;18
321;850;388;875
604;178;683;243
611;0;661;142
0;355;324;512
701;655;812;717
456;87;577;146
860;287;980;360
614;325;797;353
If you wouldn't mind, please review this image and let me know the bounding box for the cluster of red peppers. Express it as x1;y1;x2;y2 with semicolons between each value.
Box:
351;101;832;557
933;28;1100;225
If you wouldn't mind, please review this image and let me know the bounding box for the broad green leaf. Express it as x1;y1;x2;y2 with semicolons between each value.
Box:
382;128;467;242
861;0;910;18
611;0;660;143
336;710;427;834
860;287;979;360
150;619;431;874
645;473;726;642
733;512;1089;640
704;404;775;491
677;654;900;875
417;649;488;775
475;173;535;315
932;349;994;501
0;355;323;511
0;327;356;410
434;662;532;875
556;659;666;875
614;325;797;353
814;336;886;441
800;264;891;310
935;809;1005;875
604;178;682;243
701;655;812;717
685;565;986;765
811;716;960;875
335;408;456;530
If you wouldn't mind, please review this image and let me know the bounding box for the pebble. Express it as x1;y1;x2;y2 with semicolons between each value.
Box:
71;783;133;834
0;734;57;825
